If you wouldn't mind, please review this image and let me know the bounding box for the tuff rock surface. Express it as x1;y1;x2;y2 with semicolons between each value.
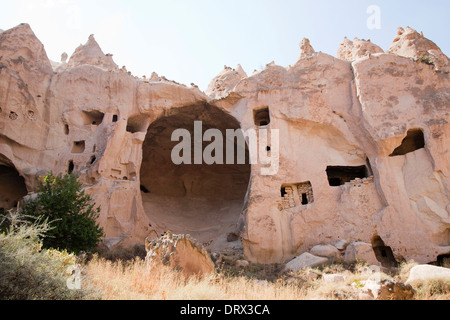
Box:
358;279;415;300
0;23;449;265
145;232;215;276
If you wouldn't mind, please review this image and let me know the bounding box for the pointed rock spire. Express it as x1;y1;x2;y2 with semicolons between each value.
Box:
67;34;118;71
236;64;247;78
387;26;449;71
0;23;53;74
298;38;315;59
206;63;248;100
61;52;68;63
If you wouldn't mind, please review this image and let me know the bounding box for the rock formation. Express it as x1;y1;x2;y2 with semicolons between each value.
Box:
145;232;215;276
0;23;448;267
387;27;449;72
357;279;415;300
298;38;315;59
406;264;450;284
337;37;384;61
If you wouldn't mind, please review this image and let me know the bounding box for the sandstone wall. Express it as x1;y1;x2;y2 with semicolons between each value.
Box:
0;23;448;264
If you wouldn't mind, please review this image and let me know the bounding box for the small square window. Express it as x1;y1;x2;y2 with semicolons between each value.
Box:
253;107;270;126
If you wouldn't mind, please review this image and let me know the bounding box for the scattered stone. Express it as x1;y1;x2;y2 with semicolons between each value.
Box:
344;242;379;266
360;279;414;300
284;253;328;272
310;244;340;258
227;232;239;242
406;264;450;284
103;236;126;249
235;259;249;268
334;239;349;251
305;270;320;281
322;273;345;283
357;264;383;275
358;292;374;300
210;252;223;267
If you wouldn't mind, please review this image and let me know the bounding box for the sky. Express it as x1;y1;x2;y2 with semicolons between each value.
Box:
1;0;449;91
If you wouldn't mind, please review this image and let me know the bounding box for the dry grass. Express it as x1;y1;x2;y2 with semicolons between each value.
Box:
82;255;311;300
3;210;447;300
411;279;450;300
79;256;376;300
395;260;418;283
80;255;450;300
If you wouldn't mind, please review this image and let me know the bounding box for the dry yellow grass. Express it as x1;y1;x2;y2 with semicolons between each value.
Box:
81;255;450;300
82;255;312;300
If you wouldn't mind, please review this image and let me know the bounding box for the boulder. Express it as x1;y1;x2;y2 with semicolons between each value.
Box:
344;242;379;265
145;233;215;277
310;244;340;258
334;239;349;251
358;292;375;300
406;264;450;284
235;259;249;268
284;253;328;272
322;273;345;283
360;279;414;300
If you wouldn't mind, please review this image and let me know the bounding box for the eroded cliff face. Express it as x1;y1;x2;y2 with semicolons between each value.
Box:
0;23;448;264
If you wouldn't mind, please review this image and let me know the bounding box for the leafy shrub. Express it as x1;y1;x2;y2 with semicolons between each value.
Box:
0;211;83;299
418;55;435;66
21;173;104;254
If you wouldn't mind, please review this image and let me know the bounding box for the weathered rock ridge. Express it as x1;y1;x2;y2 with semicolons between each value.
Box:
0;23;448;265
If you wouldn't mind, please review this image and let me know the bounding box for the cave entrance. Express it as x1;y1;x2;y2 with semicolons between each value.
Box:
437;254;450;267
140;104;251;250
371;235;398;268
326;165;368;186
389;128;425;157
0;155;28;212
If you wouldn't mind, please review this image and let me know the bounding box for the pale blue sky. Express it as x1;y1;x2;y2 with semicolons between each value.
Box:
1;0;449;91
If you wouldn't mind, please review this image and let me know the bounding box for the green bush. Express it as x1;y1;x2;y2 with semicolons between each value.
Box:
21;173;104;254
0;211;83;299
418;55;435;66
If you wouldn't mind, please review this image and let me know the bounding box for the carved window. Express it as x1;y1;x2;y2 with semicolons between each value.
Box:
253;107;270;126
280;181;313;210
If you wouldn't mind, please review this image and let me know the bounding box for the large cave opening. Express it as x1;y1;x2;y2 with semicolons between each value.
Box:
140;104;251;250
0;155;28;212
